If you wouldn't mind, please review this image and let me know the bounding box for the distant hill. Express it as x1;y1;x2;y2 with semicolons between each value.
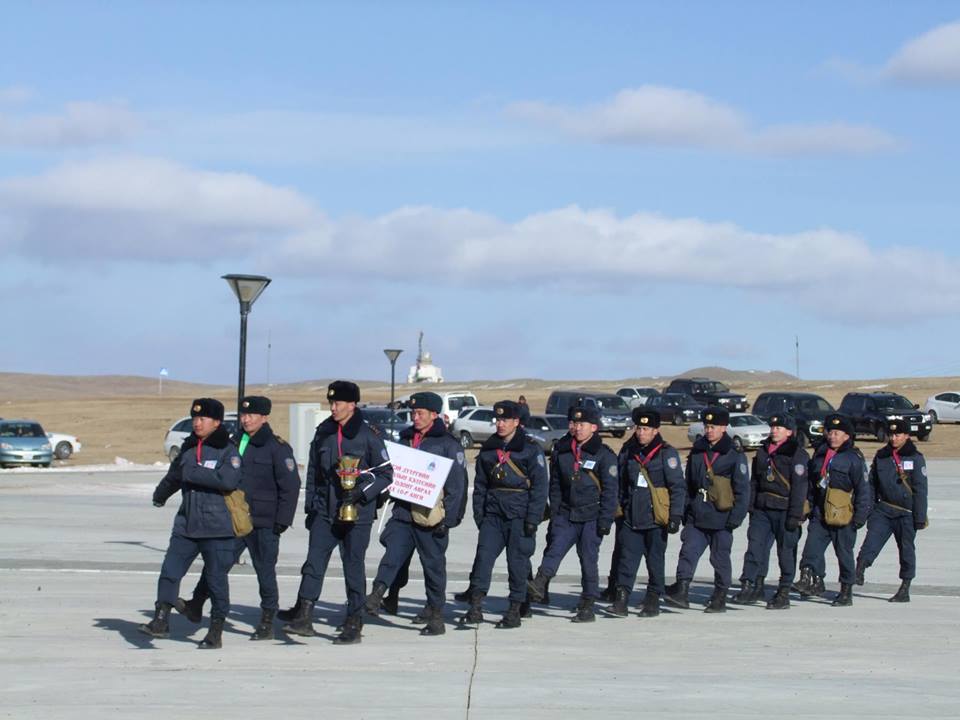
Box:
0;372;229;401
672;367;799;385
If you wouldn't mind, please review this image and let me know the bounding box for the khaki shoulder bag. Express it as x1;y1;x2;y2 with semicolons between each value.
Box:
706;468;735;512
823;486;854;527
639;466;670;527
223;489;253;537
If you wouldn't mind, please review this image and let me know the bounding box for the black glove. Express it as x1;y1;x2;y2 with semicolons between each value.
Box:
433;524;449;539
597;523;611;538
667;519;680;534
915;520;926;531
152;498;164;507
340;487;364;505
305;512;316;530
725;521;739;531
523;521;537;538
273;523;288;535
854;520;865;530
785;517;801;532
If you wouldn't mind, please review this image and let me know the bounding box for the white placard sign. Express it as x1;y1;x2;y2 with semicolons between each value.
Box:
384;441;452;508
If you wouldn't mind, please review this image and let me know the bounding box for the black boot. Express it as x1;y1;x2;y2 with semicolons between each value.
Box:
572;597;596;623
808;575;826;598
381;587;400;615
526;570;551;603
251;609;275;641
664;579;690;609
138;601;172;638
519;601;533;618
453;585;474;602
364;581;387;617
282;597;315;636
752;576;766;604
766;586;790;610
333;612;363;644
831;583;853;607
704;586;727;613
599;576;616;602
495;601;522;629
420;606;446;636
198;617;224;649
730;580;756;605
175;592;206;624
609;586;630;617
639;591;660;618
459;591;484;625
855;557;866;586
793;566;813;595
889;579;911;603
411;604;430;624
276;598;301;622
540;578;552;605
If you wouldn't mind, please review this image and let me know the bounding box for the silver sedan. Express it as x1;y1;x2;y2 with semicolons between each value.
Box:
687;413;771;452
924;392;960;424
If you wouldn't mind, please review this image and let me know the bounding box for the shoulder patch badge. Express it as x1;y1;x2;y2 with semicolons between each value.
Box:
921;466;927;476
667;456;679;470
794;464;806;476
285;458;296;472
608;465;617;477
456;452;465;466
381;449;389;462
739;464;747;475
230;455;241;469
537;455;545;467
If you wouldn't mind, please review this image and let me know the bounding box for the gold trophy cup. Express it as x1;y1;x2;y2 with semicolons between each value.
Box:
337;456;361;523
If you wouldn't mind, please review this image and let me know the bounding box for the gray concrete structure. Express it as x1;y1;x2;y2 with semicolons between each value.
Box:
1;462;958;718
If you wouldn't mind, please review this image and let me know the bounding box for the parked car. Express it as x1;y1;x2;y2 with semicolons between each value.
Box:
752;391;834;447
665;377;749;412
524;413;570;455
924;391;960;424
46;432;82;460
0;419;53;468
645;392;707;425
544;390;632;437
163;413;239;462
687;413;771;452
449;406;499;449
837;392;932;442
397;391;479;427
615;386;661;408
361;406;410;442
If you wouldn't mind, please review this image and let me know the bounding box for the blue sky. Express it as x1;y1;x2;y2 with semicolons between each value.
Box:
2;2;959;384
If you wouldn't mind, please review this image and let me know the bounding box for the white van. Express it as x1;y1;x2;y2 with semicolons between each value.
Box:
397;391;480;426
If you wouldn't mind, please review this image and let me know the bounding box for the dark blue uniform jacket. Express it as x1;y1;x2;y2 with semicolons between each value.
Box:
391;419;468;529
304;410;394;525
750;436;809;522
153;425;242;538
474;430;548;526
684;434;750;530
808;439;872;526
238;422;301;529
871;440;928;524
550;433;618;526
618;433;686;530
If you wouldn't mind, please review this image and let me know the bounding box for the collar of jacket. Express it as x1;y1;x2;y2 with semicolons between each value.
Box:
876;439;917;460
481;429;527;453
623;432;666;456
182;424;231;451
400;418;446;441
762;436;798;457
245;422;275;448
692;433;733;454
314;409;364;443
814;438;855;458
557;432;602;456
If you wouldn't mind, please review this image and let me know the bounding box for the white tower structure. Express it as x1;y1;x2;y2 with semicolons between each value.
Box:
408;331;444;384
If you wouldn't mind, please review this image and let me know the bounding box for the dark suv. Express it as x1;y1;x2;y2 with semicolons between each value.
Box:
544;390;631;438
665;377;749;412
752;391;834;447
837;392;932;442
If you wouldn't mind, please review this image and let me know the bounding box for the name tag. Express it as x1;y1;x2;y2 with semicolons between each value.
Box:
203;460;217;469
903;460;914;470
582;460;597;470
637;474;648;488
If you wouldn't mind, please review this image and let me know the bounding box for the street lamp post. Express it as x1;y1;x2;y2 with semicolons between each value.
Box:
222;274;272;414
383;349;403;434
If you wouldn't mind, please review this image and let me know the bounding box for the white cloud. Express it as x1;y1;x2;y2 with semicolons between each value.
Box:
884;20;960;84
0;85;33;106
0;101;138;148
507;84;897;155
1;157;956;315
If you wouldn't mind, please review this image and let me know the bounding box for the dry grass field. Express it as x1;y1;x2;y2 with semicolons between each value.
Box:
1;369;958;466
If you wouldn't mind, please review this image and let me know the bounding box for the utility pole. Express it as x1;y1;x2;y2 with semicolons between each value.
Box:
795;335;800;381
266;330;272;386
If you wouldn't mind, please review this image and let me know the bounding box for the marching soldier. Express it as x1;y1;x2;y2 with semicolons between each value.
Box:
139;398;241;649
794;413;871;606
175;395;300;639
609;408;685;618
732;414;809;609
665;407;749;613
856;418;928;603
279;381;393;644
526;406;618;623
365;392;468;635
461;400;548;629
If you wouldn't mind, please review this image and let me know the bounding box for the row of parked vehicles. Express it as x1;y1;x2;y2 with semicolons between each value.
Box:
0;418;81;468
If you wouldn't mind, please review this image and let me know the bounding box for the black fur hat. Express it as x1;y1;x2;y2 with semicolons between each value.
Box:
632;408;661;428
240;395;271;415
327;381;360;403
190;398;225;421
